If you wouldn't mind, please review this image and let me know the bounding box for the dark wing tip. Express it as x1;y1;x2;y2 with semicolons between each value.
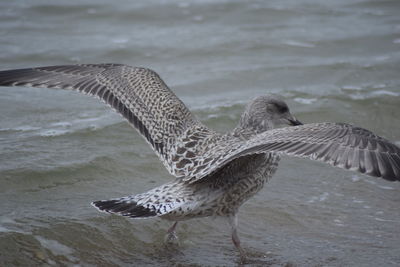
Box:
91;199;157;218
379;153;400;182
322;124;400;182
0;68;35;86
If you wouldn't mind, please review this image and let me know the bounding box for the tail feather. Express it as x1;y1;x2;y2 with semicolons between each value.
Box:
91;199;158;218
92;183;187;219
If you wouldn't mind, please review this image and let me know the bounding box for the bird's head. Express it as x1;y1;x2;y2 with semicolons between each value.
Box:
237;95;302;134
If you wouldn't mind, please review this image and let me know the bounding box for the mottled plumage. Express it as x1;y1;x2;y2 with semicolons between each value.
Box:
0;64;399;258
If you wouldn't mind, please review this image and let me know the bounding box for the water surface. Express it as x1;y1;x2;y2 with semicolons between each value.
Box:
1;0;400;266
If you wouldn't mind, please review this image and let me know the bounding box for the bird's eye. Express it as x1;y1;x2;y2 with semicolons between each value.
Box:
277;105;288;113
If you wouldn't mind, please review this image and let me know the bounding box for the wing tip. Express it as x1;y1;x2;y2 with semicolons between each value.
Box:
91;199;158;218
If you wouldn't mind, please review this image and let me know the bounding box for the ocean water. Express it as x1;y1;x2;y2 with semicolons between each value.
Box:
0;0;400;266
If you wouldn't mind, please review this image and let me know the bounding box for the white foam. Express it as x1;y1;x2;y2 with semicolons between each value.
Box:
374;55;390;61
342;85;363;91
0;226;12;233
112;38;129;44
319;192;329;201
0;125;41;132
351;175;361;182
73;116;105;124
39;129;70;137
374;217;395;222
35;236;76;258
34;114;117;137
370;90;399;97
333;219;344;227
377;185;394;190
206;114;219;119
284;40;315;48
371;84;387;89
363;179;376;185
0;225;25;234
0;218;25;234
363;179;395;191
293;97;317;105
50;122;72;127
192;15;204;22
307;192;329;203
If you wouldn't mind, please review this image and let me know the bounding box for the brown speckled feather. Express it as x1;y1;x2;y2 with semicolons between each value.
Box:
0;64;213;176
182;122;400;182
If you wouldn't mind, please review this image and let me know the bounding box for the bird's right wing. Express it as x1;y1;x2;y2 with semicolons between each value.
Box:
183;122;400;183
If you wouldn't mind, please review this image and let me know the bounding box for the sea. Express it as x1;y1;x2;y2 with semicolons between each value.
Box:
0;0;400;266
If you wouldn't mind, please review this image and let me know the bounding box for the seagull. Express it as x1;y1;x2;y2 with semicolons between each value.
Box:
0;64;399;259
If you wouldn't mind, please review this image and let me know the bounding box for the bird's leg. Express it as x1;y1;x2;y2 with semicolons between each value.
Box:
164;221;179;245
228;214;246;261
168;221;178;234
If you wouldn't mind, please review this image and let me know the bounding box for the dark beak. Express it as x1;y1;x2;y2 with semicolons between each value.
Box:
288;118;303;126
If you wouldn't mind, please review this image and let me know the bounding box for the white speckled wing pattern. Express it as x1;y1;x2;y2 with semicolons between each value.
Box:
183;122;400;183
0;64;212;176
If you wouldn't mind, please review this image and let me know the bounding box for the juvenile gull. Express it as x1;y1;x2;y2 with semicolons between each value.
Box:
0;64;399;258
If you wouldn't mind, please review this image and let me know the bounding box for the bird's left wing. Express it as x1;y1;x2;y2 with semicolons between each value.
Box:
0;64;215;177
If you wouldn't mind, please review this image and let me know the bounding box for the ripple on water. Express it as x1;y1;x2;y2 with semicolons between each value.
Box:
1;0;400;266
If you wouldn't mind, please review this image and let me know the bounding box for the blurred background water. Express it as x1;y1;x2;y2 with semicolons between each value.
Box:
0;0;400;266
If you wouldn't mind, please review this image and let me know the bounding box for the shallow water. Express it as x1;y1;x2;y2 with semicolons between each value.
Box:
1;0;400;266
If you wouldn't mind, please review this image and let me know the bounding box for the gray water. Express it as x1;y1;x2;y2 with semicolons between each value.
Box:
1;0;400;266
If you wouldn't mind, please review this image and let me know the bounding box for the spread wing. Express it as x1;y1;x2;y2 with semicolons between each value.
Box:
2;66;399;183
0;64;214;176
183;122;400;183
